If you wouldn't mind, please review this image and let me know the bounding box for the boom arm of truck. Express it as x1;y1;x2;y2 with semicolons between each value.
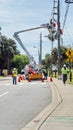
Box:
13;33;34;62
13;26;44;63
13;23;50;63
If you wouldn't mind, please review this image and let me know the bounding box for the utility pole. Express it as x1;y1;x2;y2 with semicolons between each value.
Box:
39;32;42;66
57;0;61;78
53;0;61;78
52;0;61;78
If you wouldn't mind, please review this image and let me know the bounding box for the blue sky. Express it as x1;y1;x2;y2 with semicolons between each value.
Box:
0;0;73;62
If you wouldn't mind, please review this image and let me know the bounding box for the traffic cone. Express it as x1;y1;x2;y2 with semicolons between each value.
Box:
20;75;23;80
28;78;31;82
50;75;53;82
18;76;21;82
22;75;24;80
20;75;24;80
41;77;44;82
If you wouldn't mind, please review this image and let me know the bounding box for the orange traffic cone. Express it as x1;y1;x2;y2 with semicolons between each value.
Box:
20;75;23;80
18;76;21;82
41;77;44;82
28;78;31;82
50;75;53;82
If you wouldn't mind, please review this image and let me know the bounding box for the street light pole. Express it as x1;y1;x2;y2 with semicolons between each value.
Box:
57;0;61;78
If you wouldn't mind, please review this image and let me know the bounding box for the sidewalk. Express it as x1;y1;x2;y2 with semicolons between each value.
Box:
21;78;73;130
39;78;73;130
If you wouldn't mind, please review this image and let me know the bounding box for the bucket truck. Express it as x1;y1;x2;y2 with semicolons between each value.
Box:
13;26;48;81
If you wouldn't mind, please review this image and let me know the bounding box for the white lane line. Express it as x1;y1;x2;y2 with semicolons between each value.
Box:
5;83;10;85
29;82;46;84
0;91;9;97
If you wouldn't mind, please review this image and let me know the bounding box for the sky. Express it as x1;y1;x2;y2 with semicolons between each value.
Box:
0;0;73;63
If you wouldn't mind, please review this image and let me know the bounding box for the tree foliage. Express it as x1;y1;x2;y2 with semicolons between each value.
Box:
12;54;29;72
42;46;69;69
0;35;20;74
51;47;57;64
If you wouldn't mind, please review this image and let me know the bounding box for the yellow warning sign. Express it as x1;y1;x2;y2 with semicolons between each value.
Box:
65;49;73;57
66;49;73;62
67;58;72;62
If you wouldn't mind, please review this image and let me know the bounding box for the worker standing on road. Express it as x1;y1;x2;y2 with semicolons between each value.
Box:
12;68;18;85
43;68;48;80
61;64;69;84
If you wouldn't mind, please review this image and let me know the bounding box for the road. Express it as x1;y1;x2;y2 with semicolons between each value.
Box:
0;78;52;130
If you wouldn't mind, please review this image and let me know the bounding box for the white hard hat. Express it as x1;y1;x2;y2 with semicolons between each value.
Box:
13;68;16;70
63;64;66;67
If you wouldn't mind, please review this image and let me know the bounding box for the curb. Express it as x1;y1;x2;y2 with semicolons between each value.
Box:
21;81;63;130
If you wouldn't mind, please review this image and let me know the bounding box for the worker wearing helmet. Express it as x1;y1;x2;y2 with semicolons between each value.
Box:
61;64;69;84
12;68;18;84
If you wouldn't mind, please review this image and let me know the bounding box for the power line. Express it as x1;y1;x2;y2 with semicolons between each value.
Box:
62;3;70;31
64;25;73;45
61;1;73;46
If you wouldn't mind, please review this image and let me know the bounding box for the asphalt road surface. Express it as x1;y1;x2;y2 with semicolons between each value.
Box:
0;78;52;130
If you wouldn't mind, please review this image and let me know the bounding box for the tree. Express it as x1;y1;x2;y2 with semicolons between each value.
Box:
12;54;29;73
42;46;68;70
51;47;57;64
8;38;20;55
60;46;68;66
42;53;51;69
45;54;52;68
0;35;20;74
51;46;68;66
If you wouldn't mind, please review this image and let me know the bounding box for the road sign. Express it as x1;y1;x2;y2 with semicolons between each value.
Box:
65;49;73;62
65;49;73;57
67;57;73;62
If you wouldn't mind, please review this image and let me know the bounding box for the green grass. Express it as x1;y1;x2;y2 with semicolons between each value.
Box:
0;76;3;78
